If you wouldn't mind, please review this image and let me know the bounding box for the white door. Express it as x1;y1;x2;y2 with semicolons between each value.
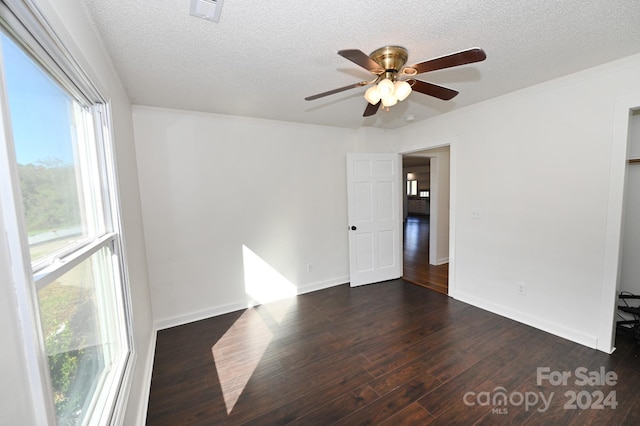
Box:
347;153;402;286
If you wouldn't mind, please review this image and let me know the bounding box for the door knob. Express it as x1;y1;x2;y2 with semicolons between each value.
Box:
350;226;357;230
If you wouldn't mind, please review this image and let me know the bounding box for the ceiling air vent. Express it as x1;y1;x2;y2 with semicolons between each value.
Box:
189;0;224;23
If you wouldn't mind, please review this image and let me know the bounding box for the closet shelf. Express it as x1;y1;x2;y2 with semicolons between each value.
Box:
629;158;640;164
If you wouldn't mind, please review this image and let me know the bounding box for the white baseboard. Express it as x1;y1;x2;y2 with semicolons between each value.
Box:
154;300;248;331
154;276;349;331
435;257;449;265
450;289;599;350
134;331;157;425
296;275;350;296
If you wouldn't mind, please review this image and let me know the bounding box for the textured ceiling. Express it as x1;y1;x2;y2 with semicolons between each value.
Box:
80;0;640;129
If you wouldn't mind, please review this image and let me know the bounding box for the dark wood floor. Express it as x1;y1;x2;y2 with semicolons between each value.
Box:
402;215;448;294
147;280;640;425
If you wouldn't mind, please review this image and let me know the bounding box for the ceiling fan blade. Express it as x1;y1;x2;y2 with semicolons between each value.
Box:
363;100;380;117
338;49;384;74
305;81;369;101
410;80;459;100
405;48;486;75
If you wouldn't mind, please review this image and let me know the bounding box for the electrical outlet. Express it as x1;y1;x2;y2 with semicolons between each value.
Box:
517;282;526;295
307;263;312;273
472;208;481;219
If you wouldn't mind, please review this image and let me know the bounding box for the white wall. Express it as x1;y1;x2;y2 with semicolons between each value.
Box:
0;1;155;423
353;127;397;153
620;111;640;295
133;106;355;328
397;53;640;351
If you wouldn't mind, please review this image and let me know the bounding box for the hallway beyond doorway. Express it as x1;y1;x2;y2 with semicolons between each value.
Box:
402;215;448;294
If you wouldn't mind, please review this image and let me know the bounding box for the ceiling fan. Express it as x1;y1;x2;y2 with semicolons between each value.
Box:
304;46;486;117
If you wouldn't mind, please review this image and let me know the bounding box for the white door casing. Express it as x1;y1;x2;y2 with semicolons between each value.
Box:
346;153;402;287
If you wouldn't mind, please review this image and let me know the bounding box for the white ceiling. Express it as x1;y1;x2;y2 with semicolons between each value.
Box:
80;0;640;130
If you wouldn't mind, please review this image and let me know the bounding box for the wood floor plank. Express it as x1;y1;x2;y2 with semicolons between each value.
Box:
379;402;434;425
621;391;640;425
369;357;442;396
242;370;377;425
417;355;505;418
359;302;465;364
285;384;381;426
446;333;576;424
363;306;501;378
332;375;438;425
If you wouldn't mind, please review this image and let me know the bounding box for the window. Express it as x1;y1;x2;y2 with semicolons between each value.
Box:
0;9;130;425
406;179;417;196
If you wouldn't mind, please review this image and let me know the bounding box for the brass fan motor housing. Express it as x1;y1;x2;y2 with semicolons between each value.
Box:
369;46;409;73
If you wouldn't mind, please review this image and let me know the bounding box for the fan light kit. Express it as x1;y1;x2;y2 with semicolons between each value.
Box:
363;46;412;109
305;45;487;117
364;79;412;107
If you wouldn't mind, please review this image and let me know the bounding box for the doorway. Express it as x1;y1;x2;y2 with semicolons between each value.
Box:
616;110;640;346
601;96;640;353
401;147;450;294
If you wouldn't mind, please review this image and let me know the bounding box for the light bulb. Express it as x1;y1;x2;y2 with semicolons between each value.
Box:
394;81;412;101
377;78;394;98
381;95;398;107
364;86;381;105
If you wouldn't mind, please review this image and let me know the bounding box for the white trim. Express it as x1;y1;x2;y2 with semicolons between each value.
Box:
33;233;115;287
448;141;457;296
129;332;156;426
0;36;56;424
155;276;349;330
429;156;439;266
108;351;136;426
452;290;599;349
154;301;248;331
0;1;102;104
297;275;350;296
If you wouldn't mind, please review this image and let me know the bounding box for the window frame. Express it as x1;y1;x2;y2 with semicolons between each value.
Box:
0;2;134;424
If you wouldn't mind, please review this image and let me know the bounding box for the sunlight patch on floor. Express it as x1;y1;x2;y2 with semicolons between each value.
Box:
210;245;299;414
211;308;273;414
